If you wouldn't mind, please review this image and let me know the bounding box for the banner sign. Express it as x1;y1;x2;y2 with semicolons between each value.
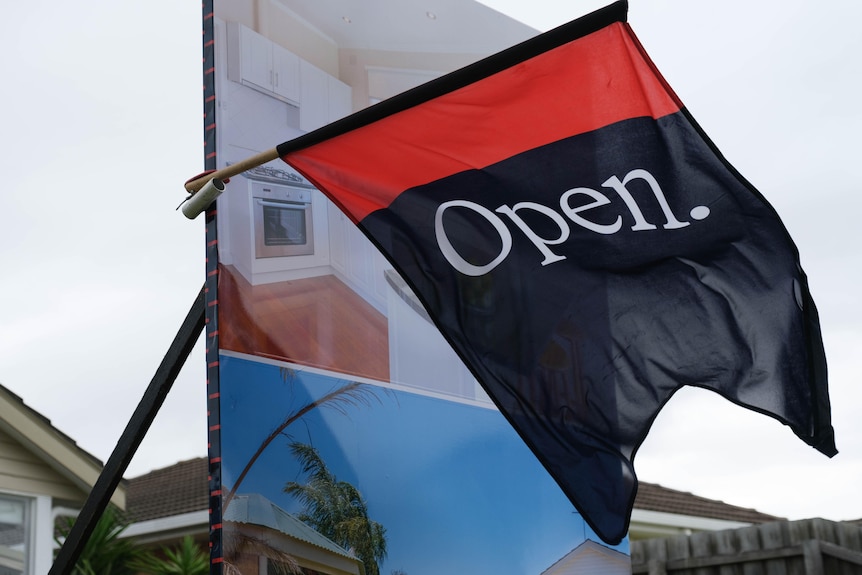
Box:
204;1;633;574
203;0;833;571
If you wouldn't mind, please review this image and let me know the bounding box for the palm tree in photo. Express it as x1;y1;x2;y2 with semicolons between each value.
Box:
223;379;381;512
284;442;387;575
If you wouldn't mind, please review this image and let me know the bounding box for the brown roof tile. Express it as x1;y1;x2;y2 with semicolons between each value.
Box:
634;481;783;524
125;457;209;523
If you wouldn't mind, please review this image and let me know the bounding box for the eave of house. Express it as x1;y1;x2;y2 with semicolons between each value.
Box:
629;508;751;540
122;510;209;545
0;384;125;508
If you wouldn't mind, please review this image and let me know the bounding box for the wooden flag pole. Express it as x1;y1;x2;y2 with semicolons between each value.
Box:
184;147;279;193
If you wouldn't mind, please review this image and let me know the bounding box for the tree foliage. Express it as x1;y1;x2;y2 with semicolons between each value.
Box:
224;380;381;512
284;442;387;575
55;506;143;575
131;535;209;575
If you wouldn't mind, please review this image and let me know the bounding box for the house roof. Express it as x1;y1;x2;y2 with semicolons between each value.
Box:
123;457;209;524
633;481;782;524
125;456;780;526
0;382;125;508
226;493;356;561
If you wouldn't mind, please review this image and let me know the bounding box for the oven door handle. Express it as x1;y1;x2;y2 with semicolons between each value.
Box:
255;199;310;209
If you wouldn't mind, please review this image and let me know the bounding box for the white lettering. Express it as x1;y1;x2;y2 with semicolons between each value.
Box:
559;187;622;235
494;202;569;266
602;169;690;230
433;169;708;276
435;200;513;277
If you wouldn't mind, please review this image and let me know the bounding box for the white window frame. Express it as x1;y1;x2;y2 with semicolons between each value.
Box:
0;491;53;575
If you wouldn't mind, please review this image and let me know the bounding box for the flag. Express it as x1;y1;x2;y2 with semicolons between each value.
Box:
275;0;836;545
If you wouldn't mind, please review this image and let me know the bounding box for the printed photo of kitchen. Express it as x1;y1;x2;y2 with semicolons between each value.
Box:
210;1;630;573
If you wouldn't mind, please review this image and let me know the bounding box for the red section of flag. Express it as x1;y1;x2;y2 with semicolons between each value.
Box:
284;23;679;223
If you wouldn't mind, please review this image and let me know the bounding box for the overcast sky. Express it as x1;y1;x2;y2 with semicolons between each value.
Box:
1;0;860;527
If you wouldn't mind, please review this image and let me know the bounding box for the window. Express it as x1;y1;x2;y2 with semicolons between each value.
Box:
0;495;29;575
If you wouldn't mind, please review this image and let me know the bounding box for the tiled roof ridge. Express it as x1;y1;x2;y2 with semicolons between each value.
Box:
128;456;208;481
634;480;784;523
124;456;209;523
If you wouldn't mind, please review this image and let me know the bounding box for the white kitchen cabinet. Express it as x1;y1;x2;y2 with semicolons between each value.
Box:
272;43;300;103
236;24;271;92
227;22;352;131
346;223;374;293
328;76;352;123
387;272;489;401
327;201;347;275
299;60;330;132
227;22;300;105
326;200;389;314
301;60;353;131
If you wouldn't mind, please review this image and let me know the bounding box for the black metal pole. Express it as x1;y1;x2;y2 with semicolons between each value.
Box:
49;285;207;575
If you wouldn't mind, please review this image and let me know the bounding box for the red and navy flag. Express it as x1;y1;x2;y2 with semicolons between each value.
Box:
276;1;835;544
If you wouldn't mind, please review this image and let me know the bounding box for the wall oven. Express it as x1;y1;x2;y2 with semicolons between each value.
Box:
252;180;314;258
